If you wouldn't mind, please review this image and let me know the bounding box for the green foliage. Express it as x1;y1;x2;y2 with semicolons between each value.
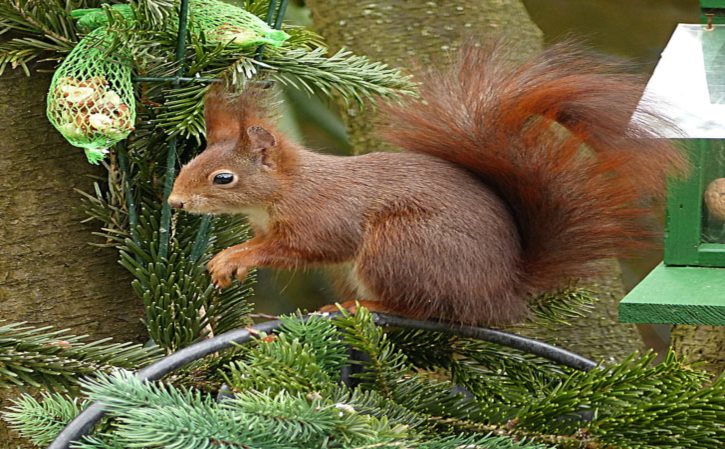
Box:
224;315;348;395
225;334;340;395
0;1;80;52
0;321;161;389
82;177;255;352
117;215;254;351
511;352;723;448
79;370;411;449
265;46;416;105
130;0;176;28
4;311;723;448
522;286;597;329
334;308;475;419
278;314;349;377
9;0;413;145
3;393;85;447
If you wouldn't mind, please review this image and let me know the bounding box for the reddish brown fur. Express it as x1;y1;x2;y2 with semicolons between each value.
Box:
169;42;688;325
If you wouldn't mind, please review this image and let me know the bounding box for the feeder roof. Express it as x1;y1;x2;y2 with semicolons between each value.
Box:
639;23;725;139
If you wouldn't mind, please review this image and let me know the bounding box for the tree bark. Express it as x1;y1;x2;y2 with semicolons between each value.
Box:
305;0;642;362
671;325;725;375
0;68;146;447
306;0;544;153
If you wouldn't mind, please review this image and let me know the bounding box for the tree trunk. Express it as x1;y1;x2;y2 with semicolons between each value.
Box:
305;0;642;362
671;325;724;375
0;68;146;447
307;0;544;153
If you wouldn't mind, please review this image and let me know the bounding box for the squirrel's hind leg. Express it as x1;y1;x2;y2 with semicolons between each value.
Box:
353;210;525;325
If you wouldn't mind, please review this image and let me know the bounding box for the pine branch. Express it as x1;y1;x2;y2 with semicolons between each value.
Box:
0;321;161;389
0;36;67;75
330;388;429;431
3;392;85;447
283;24;326;50
333;308;409;398
333;308;475;420
412;435;549;449
507;351;724;448
10;313;719;449
73;435;127;449
223;315;348;395
153;81;212;140
279;314;348;378
129;0;175;28
238;0;269;18
265;47;417;106
519;285;597;329
81;370;409;449
0;1;79;47
115;206;254;351
390;328;558;416
430;417;598;449
225;335;338;395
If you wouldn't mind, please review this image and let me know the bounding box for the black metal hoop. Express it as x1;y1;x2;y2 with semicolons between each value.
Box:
47;312;596;449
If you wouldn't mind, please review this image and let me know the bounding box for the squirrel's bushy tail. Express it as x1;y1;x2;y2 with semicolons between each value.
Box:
382;41;688;297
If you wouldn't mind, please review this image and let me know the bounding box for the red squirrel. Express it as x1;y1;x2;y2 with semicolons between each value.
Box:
168;42;688;325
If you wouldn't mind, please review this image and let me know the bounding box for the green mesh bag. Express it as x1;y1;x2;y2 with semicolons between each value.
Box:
190;0;289;48
47;22;135;163
71;5;135;34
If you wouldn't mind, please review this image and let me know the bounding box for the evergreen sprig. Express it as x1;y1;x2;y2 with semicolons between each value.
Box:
5;312;723;448
80;150;255;353
130;0;176;27
223;315;348;395
225;334;340;395
3;393;85;447
113;203;255;352
0;0;87;74
265;47;416;106
80;370;411;449
333;308;478;419
71;369;546;449
279;314;349;378
510;351;724;448
522;285;597;329
0;321;161;389
0;0;81;43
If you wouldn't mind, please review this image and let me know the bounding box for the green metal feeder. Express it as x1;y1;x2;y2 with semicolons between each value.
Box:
619;6;725;326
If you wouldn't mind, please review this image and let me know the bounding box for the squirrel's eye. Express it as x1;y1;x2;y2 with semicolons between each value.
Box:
212;172;235;185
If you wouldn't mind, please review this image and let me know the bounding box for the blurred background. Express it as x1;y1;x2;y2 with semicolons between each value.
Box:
253;0;701;318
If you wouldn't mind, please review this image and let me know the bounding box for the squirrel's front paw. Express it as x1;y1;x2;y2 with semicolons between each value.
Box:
208;251;250;289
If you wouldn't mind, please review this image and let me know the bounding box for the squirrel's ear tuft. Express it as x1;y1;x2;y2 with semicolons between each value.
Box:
246;125;276;152
204;85;241;143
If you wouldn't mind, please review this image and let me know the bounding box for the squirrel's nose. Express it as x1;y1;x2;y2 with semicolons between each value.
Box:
168;194;184;209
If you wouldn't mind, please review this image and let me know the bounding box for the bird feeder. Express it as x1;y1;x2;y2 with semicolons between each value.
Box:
619;12;725;325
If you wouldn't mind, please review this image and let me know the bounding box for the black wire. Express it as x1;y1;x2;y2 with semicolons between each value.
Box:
373;315;598;372
46;312;596;449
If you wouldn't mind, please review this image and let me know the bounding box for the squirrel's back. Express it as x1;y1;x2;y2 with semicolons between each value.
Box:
381;41;689;300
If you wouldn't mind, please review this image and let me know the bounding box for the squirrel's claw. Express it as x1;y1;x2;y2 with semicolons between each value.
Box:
208;251;249;289
210;267;233;289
